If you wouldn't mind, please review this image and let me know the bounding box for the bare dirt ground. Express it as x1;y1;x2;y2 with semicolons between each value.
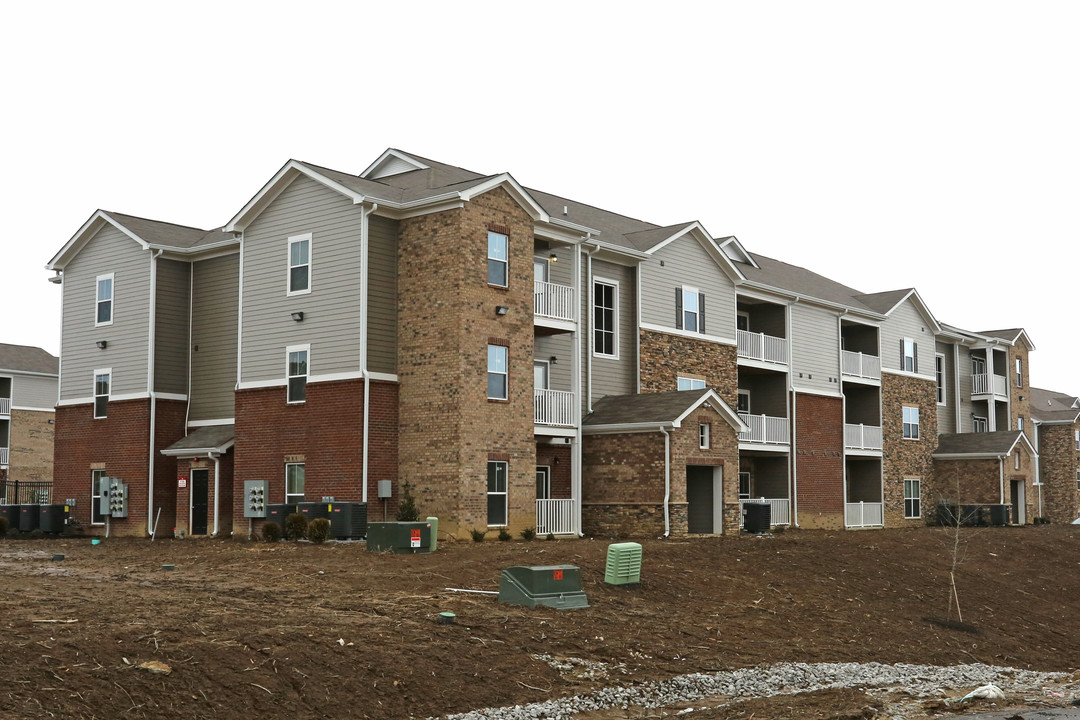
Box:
1;525;1078;719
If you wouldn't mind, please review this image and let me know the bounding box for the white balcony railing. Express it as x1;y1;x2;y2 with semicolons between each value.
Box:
536;498;575;535
534;389;575;427
534;281;575;322
0;397;10;415
0;447;8;465
972;373;1008;397
841;351;881;380
738;413;790;445
845;502;884;528
738;498;791;525
737;329;788;365
844;423;883;451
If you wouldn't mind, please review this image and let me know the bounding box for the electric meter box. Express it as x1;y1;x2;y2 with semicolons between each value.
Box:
108;480;128;519
98;476;116;517
243;480;269;518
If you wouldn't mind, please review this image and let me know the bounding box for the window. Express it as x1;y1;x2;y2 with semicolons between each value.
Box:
677;286;704;333
487;460;507;526
902;338;917;373
1015;452;1020;471
593;279;618;357
287;234;311;295
1018;416;1024;432
487;231;508;287
285;462;305;504
487;344;508;400
935;354;946;404
738;471;751;499
535;466;551;500
286;346;308;403
1076;470;1079;491
95;273;114;325
1076;430;1079;451
902;405;920;439
91;469;105;525
737;390;751;413
93;369;111;419
904;478;921;519
677;377;706;391
1016;358;1023;388
973;416;988;433
699;423;711;449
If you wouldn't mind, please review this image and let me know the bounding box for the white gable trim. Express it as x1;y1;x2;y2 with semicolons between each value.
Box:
646;223;746;284
225;160;367;233
458;173;548;222
673;389;746;432
717;236;759;268
48;210;151;270
360;149;429;179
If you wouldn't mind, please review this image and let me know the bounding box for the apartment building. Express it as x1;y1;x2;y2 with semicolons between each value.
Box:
46;148;1073;538
1030;387;1080;523
0;343;58;494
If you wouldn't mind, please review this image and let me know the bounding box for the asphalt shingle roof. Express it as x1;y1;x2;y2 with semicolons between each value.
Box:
163;424;235;453
0;343;58;375
1030;387;1080;424
583;390;712;427
935;431;1024;456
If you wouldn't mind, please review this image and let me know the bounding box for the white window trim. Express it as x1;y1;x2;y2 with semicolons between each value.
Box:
738;471;751;500
91;469;105;526
535;465;551;500
533;359;549;390
736;311;750;332
487;231;508;288
1016;357;1023;388
973;416;988;433
93;368;111;419
902;337;916;374
682;285;700;333
902;405;920;440
737;389;751;413
935;353;946;406
285;344;310;404
287;233;312;297
903;477;921;519
677;376;706;391
285;462;305;504
1015;452;1020;470
487;344;509;400
487;460;508;527
593;276;620;359
95;273;114;327
1075;430;1079;451
1075;470;1080;491
699;423;711;450
533;256;549;283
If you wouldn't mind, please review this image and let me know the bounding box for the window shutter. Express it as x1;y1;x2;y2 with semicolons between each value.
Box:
698;293;706;334
913;343;918;374
675;288;683;330
900;339;905;368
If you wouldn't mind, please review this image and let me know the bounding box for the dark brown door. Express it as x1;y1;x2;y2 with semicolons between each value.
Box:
191;469;209;535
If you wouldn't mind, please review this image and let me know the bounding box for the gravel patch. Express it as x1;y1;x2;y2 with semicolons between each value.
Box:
439;661;1077;719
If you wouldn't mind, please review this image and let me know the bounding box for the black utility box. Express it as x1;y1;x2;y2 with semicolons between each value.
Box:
988;504;1012;526
329;502;368;539
0;504;18;529
743;502;771;533
38;505;69;533
18;505;40;532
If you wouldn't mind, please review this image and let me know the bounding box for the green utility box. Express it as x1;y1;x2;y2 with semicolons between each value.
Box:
604;542;642;586
365;521;433;553
499;565;588;610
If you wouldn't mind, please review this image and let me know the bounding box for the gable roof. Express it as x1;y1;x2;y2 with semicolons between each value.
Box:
0;343;58;376
582;389;744;433
978;328;1035;350
933;430;1036;459
1030;387;1080;424
852;288;913;314
160;424;235;456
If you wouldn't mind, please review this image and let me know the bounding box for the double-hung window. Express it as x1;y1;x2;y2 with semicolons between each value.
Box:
288;234;311;295
91;469;106;525
1076;470;1080;491
95;273;114;326
699;423;711;449
902;405;920;439
1016;358;1023;388
487;231;508;287
93;369;111;419
904;478;921;519
285;462;305;504
487;344;508;400
677;376;706;391
593;279;618;357
286;345;308;403
935;354;945;404
902;338;917;373
1075;430;1079;451
677;286;704;333
487;460;508;526
973;416;988;433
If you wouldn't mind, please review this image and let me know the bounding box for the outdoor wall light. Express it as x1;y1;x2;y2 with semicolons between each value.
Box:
96;340;107;349
550;356;558;364
291;311;304;322
549;253;558;263
495;305;509;316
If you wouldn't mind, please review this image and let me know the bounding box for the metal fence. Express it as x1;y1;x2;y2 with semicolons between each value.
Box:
0;480;53;505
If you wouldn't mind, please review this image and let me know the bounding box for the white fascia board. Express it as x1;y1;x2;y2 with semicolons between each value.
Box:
458;173;548;222
902;289;944;334
375;200;465;220
583;239;650;262
647;224;746;284
48;210;150;270
534;223;589;245
225;161;367;233
10;405;56;413
187;418;235;427
581;421;673;435
158;244;241;264
672;389;747;432
933;452;1008;460
160;439;235;457
791;386;845;399
1009;433;1038;457
737;281;886;320
0;368;59;378
717;236;759;268
360;149;430;179
547;216;601;236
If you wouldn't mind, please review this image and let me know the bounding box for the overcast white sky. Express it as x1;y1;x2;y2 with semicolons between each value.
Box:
3;2;1077;392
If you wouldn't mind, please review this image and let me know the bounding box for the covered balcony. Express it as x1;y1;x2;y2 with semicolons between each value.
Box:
844;423;882;451
534;280;575;323
738;455;790;526
0;397;9;416
736;297;788;367
0;446;7;465
534;388;575;427
738;497;791;525
841;350;880;381
535;498;575;535
971;372;1007;398
737;330;788;366
845;456;883;528
840;321;880;382
738;413;789;445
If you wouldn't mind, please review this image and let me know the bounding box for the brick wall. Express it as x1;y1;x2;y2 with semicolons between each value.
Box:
1009;344;1031;434
398;188;536;537
174;450;235;537
535;441;572;499
882;374;937;526
7;409;54;484
794;392;844;529
1039;422;1080;523
639;330;738;406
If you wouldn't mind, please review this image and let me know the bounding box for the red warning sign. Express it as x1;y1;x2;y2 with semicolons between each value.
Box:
553;569;563;580
411;528;421;548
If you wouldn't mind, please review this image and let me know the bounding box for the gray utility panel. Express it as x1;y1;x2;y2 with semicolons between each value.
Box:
243;481;268;518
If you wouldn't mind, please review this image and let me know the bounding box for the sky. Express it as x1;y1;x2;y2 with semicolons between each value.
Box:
3;2;1077;393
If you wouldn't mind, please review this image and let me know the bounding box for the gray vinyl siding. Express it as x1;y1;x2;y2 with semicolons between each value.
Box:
542;244;574;287
879;300;935;377
935;341;955;435
190;255;239;422
587;259;636;403
956;344;973;433
60;224;151;400
790;303;839;395
639;239;736;335
367;215;398;374
11;374;57;410
241;175;365;382
737;374;787;417
153;259;190;395
535;334;573;392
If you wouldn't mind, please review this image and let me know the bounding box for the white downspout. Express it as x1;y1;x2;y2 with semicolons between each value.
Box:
184;264;194;431
360;203;377;504
236;233;244;390
788;303;798;527
660;425;671;537
584;242;599;414
212;452;220;536
147;249;163;535
999;457;1005;505
837;313;848;522
572;237;588;536
1034;423;1042;517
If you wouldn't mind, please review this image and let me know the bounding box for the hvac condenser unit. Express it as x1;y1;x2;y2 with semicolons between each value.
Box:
329;502;368;540
38;505;70;534
18;505;40;532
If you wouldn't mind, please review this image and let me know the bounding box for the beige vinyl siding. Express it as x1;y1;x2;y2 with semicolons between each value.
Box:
10;374;57;410
60;224;150;400
639;238;736;335
367;215;398;374
790;303;839;395
880;300;934;376
190;255;239;422
586;259;636;404
956;344;973;433
535;334;573;392
539;244;574;287
153;259;190;395
935;340;956;435
241;175;366;382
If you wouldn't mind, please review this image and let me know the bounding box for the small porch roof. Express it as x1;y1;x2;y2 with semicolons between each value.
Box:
160;425;235;456
582;389;745;434
933;430;1036;460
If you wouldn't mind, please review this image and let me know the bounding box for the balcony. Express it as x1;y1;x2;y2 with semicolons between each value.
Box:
841;351;880;381
844;423;883;451
738;413;790;446
536;498;575;535
534;281;575;323
0;397;9;415
737;329;787;366
0;447;7;465
738;497;791;525
534;389;575;427
972;373;1008;398
845;501;884;528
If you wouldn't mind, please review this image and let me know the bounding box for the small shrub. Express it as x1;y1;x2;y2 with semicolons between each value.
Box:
285;513;308;541
498;528;512;542
29;528;45;540
6;528;19;539
520;527;535;541
469;528;486;542
772;524;786;534
1034;516;1051;525
546;532;556;541
396;481;420;522
0;516;8;534
262;522;282;543
308;518;331;544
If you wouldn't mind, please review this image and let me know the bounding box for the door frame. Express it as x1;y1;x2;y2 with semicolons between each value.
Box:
190;467;210;536
535;465;551;500
686;464;724;534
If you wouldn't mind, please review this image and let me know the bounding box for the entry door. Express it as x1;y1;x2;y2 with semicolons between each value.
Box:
536;466;551;500
534;258;549;283
687;466;722;534
191;469;209;535
1010;480;1025;524
534;361;549;390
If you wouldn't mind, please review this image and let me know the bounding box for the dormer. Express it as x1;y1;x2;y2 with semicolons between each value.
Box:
716;236;759;268
360;149;430;180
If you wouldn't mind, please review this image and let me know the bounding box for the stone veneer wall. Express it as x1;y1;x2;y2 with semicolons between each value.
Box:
398;188;536;537
1009;344;1031;433
1037;422;1079;523
7;409;54;484
882;373;937;526
639;330;738;405
794;393;844;529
